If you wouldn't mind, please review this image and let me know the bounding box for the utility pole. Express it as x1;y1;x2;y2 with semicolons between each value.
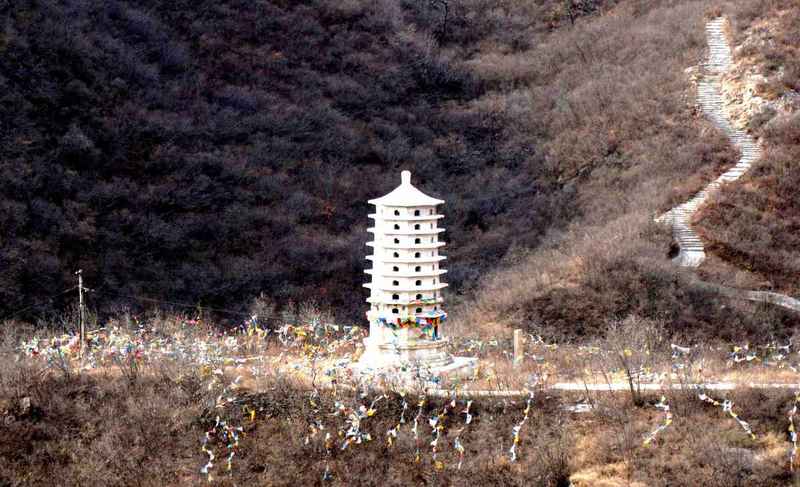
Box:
76;269;85;358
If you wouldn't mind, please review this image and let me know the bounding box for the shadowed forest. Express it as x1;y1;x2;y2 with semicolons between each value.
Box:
1;0;608;322
1;0;798;338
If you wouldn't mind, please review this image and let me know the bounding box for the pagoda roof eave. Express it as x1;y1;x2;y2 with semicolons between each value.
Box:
364;269;448;278
368;214;444;221
366;241;446;250
368;196;444;207
363;283;448;292
366;296;444;305
367;256;446;263
368;228;445;235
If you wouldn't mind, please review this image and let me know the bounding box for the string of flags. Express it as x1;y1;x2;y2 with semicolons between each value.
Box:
412;398;425;463
200;371;245;481
429;399;455;470
376;311;448;331
789;392;800;471
643;396;672;446
386;392;408;447
17;316;800;478
453;400;473;469
508;391;534;462
698;393;756;440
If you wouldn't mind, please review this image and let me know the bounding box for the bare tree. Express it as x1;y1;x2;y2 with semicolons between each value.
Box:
602;316;667;406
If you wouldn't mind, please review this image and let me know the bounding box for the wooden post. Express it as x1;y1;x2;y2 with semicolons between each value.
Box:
76;269;85;358
513;329;524;368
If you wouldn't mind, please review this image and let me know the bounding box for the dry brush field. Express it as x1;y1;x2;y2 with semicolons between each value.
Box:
3;313;800;486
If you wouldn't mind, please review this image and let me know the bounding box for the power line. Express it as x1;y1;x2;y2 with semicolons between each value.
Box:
93;289;323;327
93;289;261;320
0;286;78;321
4;282;317;328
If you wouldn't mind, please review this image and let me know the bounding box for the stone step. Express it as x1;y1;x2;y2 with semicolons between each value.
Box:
661;19;742;268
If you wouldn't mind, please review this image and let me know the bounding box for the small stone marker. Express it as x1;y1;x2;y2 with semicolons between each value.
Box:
513;329;524;367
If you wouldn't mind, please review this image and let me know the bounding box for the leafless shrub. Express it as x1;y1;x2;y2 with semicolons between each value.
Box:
601;316;667;406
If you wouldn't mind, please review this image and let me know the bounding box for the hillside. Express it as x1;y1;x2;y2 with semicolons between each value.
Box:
465;0;800;339
1;0;797;337
1;0;606;321
695;2;800;299
5;3;800;485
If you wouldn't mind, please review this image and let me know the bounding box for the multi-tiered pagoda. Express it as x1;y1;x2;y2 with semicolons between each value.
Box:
355;171;475;379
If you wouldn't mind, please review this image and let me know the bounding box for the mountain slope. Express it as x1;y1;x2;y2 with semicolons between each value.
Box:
1;0;581;319
695;3;800;299
465;2;799;339
3;0;792;336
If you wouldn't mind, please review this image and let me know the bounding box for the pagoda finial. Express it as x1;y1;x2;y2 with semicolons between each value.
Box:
401;170;411;185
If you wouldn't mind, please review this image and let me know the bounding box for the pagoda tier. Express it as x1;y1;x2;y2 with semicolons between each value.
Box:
367;228;445;236
363;282;448;291
366;255;446;263
366;295;444;305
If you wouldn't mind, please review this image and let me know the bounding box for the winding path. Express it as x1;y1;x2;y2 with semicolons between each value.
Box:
657;18;760;267
657;17;800;313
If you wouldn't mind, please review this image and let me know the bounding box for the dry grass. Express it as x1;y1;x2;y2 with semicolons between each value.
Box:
447;0;800;346
6;314;800;485
694;1;800;298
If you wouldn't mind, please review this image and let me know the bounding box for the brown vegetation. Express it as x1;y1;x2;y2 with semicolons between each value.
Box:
3;317;800;486
1;0;749;335
0;0;621;323
465;0;800;340
696;0;800;298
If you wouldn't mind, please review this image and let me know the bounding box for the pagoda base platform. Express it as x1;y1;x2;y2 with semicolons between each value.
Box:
351;337;477;388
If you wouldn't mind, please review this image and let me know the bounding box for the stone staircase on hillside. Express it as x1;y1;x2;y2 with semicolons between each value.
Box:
705;17;732;73
656;18;800;314
657;17;761;268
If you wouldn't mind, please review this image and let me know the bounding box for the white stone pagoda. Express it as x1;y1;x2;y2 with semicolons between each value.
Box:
354;170;475;381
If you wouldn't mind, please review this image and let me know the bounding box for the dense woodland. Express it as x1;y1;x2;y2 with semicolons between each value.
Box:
0;0;797;336
1;0;605;322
